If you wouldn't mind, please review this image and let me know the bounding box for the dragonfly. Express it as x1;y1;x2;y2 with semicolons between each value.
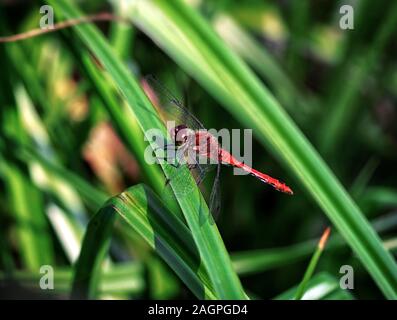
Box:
144;76;293;220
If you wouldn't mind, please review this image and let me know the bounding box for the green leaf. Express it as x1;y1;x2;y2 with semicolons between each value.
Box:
72;184;216;299
320;2;397;153
294;228;330;300
232;211;397;276
275;272;354;300
2;161;54;270
213;14;311;118
1;92;54;271
0;263;145;296
47;0;246;300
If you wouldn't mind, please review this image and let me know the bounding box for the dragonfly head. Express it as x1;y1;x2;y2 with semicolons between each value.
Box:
171;124;189;146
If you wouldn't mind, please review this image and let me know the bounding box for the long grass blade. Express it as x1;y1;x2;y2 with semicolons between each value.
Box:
47;0;246;300
71;184;217;299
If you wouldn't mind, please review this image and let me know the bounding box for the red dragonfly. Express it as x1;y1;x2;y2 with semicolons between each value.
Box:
144;76;293;219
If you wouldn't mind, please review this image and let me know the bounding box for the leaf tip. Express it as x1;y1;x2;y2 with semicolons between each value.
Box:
318;227;331;250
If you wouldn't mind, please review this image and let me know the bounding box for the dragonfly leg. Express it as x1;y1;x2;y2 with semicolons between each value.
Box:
153;144;177;154
154;143;184;168
208;164;221;222
153;154;180;168
195;164;208;186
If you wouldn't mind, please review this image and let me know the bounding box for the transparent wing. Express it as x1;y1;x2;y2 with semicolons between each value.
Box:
145;75;205;132
199;162;221;225
209;163;221;222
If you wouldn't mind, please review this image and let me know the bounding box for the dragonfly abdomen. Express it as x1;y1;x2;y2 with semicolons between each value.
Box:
224;153;293;195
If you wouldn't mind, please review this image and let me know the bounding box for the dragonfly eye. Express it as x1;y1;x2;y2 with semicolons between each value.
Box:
174;124;187;132
171;124;189;145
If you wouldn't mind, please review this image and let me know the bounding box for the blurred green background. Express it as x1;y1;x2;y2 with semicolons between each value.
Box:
0;0;397;300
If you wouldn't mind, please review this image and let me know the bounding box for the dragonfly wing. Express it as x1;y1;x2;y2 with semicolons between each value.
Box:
209;163;221;222
145;75;205;132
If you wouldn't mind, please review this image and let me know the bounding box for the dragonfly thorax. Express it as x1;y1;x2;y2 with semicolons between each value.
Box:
170;124;194;146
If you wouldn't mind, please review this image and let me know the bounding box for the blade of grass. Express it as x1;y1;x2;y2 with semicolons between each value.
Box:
2;160;54;270
109;1;135;59
232;238;330;277
11;139;108;210
275;272;354;300
294;227;331;300
232;211;397;275
1;91;54;271
213;14;311;118
71;184;216;299
47;0;246;299
320;2;397;154
1;26;101;218
358;187;397;214
0;262;145;296
285;0;310;81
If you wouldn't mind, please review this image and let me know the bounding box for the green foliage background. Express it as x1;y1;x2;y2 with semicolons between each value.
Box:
0;0;397;300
